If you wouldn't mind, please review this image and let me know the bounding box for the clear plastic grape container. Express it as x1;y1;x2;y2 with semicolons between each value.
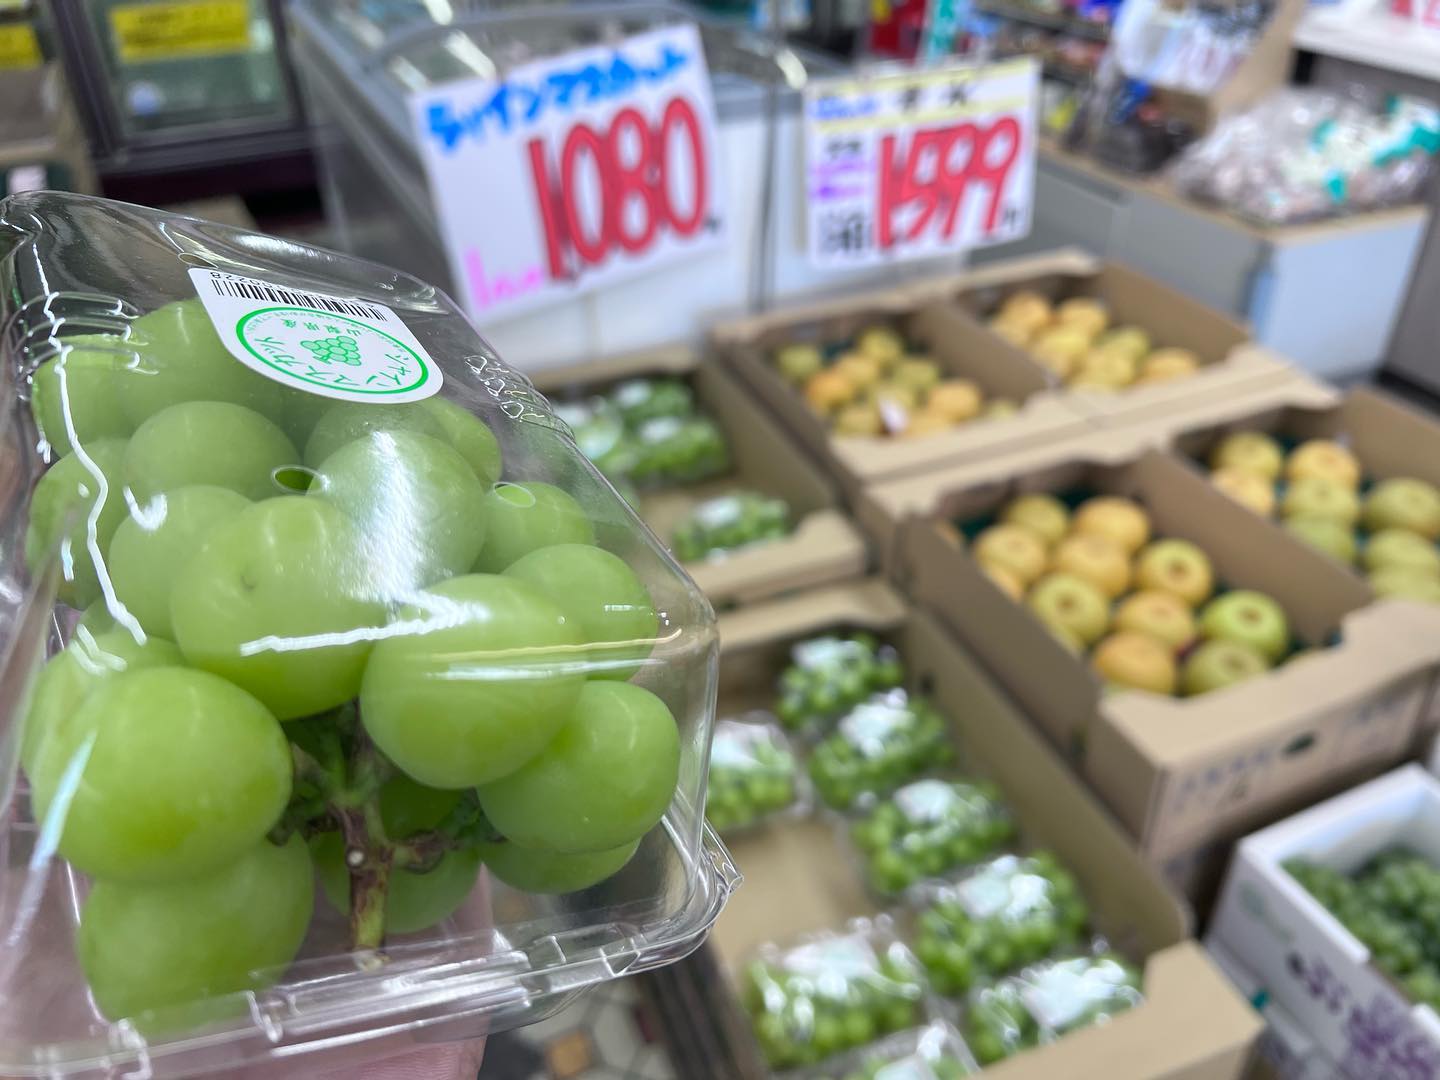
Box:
0;192;737;1079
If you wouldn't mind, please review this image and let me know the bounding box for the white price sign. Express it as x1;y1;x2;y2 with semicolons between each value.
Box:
804;58;1039;269
410;24;727;324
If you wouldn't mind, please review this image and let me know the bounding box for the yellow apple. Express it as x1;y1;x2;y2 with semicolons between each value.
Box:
1134;538;1215;607
1001;492;1070;548
1072;495;1151;555
1212;467;1277;517
1281;476;1360;528
1286;439;1361;491
1051;533;1131;599
1055;297;1109;339
1027;572;1110;646
1092;632;1177;695
1113;590;1198;651
973;524;1048;586
1137;348;1201;384
856;325;905;367
927;380;984;423
1210;431;1284;481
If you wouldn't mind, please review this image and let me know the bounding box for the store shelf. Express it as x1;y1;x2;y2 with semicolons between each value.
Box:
974;0;1111;41
1293;10;1440;81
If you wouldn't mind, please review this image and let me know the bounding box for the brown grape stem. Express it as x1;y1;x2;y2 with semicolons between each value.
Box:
340;800;393;953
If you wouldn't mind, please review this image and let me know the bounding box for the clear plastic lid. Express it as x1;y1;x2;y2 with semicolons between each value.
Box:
0;191;737;1079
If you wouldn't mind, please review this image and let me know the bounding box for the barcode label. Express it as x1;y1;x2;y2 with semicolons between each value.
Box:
187;268;441;405
202;274;389;321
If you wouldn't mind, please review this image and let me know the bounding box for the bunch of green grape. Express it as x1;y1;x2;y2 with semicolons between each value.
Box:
742;928;929;1070
774;632;905;732
808;692;955;810
1288;850;1440;1008
814;1021;974;1080
610;377;694;427
963;952;1143;1065
629;414;730;487
850;779;1016;897
20;298;684;1025
911;852;1089;994
705;719;801;834
671;490;792;562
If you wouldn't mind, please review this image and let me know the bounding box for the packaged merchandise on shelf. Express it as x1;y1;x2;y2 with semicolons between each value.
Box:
0;191;737;1077
1171;89;1440;226
859;429;1440;903
849;778;1016;896
706;716;806;835
1209;765;1440;1074
807;690;956;811
813;1020;976;1080
704;581;1261;1080
774;631;905;734
740;918;932;1071
909;852;1090;995
533;351;865;607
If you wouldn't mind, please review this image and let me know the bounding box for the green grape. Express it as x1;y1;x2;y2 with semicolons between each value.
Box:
124;401;298;502
472;482;595;572
76;601;115;634
379;772;463;836
313;430;487;592
270;386;332;447
303;401;446;467
478;837;639;893
422;396;502;485
170;496;386;719
501;543;657;679
32;667;291;882
479;680;679;853
21;627;183;776
108;485;251;637
705;720;799;833
24;438;128;608
311;832;482;934
116;298;286;426
30;336;134;456
361;574;586;788
672;490;792;562
78;834;313;1021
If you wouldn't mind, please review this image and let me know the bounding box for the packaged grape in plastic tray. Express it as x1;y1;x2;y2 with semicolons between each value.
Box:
740;917;932;1072
808;691;955;811
961;951;1144;1066
847;778;1016;898
811;1019;977;1080
909;851;1089;995
705;715;807;835
774;631;905;734
0;192;738;1078
671;489;792;563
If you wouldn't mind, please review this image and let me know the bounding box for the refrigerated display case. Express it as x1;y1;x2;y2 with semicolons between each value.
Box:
47;0;309;195
288;2;961;369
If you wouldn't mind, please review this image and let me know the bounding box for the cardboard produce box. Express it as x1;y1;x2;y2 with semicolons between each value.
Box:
860;431;1440;904
532;347;866;607
705;581;1262;1080
944;250;1303;426
711;256;1094;491
1208;765;1440;1076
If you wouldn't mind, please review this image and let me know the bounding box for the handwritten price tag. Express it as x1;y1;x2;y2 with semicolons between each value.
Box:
410;24;726;325
804;58;1039;269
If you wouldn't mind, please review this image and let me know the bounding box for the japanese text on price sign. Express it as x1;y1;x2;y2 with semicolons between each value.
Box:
803;58;1038;269
410;24;726;325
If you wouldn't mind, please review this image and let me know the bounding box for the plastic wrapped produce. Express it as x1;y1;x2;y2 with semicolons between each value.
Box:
0;192;736;1076
849;779;1016;897
671;489;792;561
741;919;930;1070
815;1020;975;1080
910;852;1089;993
808;691;955;810
1171;89;1440;226
610;377;694;427
705;716;804;833
963;951;1144;1064
628;413;730;486
775;631;905;732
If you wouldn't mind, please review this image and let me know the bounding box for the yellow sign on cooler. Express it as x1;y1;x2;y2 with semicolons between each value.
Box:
0;23;42;70
109;0;252;63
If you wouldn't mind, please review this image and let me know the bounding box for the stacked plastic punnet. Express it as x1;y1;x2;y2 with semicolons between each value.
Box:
0;192;736;1079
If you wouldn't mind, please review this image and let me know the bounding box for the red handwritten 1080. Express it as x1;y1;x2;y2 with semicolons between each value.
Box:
876;117;1022;250
527;97;708;280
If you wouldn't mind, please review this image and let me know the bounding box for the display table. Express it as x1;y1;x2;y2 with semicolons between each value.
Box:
1017;144;1431;382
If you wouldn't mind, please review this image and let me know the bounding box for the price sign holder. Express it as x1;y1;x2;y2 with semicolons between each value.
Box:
802;56;1039;270
410;22;727;327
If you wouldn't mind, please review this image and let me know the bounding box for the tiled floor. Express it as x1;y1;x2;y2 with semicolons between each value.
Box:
480;978;676;1080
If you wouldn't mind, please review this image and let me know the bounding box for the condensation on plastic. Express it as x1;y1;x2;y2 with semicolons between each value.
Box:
704;713;808;836
810;1019;977;1080
0;191;738;1080
845;778;1017;899
741;916;934;1073
1170;89;1440;226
